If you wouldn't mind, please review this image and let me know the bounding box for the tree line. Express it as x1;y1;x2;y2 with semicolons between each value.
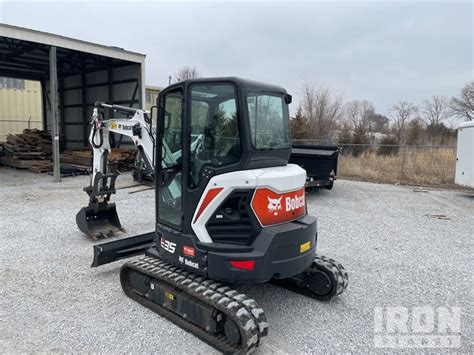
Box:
291;81;473;150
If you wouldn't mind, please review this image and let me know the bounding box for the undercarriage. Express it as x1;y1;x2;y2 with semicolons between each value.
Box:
120;253;347;353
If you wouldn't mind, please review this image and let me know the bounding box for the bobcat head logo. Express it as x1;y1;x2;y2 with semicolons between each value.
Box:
267;196;282;216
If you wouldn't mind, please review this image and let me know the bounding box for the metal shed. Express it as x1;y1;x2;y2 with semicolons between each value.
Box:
0;24;146;181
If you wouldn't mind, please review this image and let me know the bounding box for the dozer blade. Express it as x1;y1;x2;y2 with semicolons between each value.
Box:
76;203;124;239
91;232;155;267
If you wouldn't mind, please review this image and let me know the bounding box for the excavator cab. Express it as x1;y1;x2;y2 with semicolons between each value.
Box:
155;78;293;236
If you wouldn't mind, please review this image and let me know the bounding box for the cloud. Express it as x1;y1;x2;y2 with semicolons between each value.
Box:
1;1;472;115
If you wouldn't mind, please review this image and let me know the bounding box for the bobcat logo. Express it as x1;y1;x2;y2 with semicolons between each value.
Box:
267;196;282;216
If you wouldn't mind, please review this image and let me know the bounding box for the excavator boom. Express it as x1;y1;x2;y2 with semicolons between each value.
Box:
76;102;155;239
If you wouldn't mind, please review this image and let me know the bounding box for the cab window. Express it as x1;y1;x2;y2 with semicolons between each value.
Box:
247;93;290;150
189;84;240;188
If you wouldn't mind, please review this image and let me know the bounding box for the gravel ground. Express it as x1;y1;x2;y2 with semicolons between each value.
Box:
1;167;472;353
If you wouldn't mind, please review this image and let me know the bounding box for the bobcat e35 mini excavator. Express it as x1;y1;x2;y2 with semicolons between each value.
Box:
77;77;348;353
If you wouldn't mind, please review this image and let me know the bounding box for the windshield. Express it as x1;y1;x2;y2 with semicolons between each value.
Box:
247;92;290;149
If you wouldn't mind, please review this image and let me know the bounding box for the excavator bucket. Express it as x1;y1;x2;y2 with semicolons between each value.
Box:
76;203;124;239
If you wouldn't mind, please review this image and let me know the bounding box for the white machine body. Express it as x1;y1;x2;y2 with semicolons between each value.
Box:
191;164;307;242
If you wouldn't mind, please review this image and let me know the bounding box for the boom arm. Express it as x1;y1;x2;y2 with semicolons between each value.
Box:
89;102;155;183
75;102;157;239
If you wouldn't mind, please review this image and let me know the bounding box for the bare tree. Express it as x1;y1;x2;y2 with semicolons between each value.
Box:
342;100;375;155
344;100;375;133
174;66;202;82
301;83;344;140
367;113;390;133
450;81;474;121
421;95;452;125
390;101;418;144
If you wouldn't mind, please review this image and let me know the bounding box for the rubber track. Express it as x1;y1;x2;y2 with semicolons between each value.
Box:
272;253;349;301
315;254;349;296
120;256;267;354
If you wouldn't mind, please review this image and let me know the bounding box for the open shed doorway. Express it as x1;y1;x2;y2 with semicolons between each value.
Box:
0;24;146;181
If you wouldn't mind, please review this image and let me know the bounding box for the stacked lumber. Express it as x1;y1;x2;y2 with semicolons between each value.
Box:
109;149;137;171
28;160;54;173
2;129;53;172
60;148;137;171
60;149;91;167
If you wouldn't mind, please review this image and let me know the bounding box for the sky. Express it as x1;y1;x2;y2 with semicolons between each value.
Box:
0;0;472;117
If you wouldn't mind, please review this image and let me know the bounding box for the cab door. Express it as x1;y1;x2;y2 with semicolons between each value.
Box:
156;88;184;229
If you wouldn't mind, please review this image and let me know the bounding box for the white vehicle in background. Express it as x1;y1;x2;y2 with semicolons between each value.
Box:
455;121;474;188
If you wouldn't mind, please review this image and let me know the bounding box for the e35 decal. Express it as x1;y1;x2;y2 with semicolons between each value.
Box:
160;238;176;254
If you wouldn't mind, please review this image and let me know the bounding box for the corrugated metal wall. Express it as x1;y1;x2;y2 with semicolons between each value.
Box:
45;63;142;149
1;64;144;149
0;80;43;142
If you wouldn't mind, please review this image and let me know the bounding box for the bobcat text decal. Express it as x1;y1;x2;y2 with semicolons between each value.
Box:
251;187;306;226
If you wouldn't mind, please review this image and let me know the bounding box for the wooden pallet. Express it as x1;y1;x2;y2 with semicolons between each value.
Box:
28;162;54;173
3;156;38;169
3;129;52;171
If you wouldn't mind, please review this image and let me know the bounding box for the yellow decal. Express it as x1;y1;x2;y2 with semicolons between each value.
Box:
165;291;175;301
111;122;118;129
300;241;311;253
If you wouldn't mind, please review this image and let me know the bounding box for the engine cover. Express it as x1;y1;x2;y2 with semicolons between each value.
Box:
191;164;307;243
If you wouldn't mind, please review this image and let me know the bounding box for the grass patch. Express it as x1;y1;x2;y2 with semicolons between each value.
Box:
338;148;456;186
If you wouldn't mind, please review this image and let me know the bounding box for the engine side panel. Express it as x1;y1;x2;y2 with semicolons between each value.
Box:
191;164;307;243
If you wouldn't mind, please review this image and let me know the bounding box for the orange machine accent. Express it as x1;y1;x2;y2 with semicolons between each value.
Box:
251;187;306;227
193;187;224;223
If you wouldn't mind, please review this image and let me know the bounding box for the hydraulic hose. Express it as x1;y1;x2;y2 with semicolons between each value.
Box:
91;124;103;148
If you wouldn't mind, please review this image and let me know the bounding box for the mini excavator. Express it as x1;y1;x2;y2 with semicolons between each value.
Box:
77;77;348;353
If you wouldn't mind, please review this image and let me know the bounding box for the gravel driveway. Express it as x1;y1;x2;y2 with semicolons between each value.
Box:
1;168;472;353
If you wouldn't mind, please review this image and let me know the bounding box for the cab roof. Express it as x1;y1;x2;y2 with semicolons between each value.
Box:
172;77;288;96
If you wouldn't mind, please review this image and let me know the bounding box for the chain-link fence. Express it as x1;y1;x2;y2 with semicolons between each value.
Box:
292;139;456;186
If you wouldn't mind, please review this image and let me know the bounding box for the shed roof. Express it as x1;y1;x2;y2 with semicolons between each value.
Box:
0;23;145;63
